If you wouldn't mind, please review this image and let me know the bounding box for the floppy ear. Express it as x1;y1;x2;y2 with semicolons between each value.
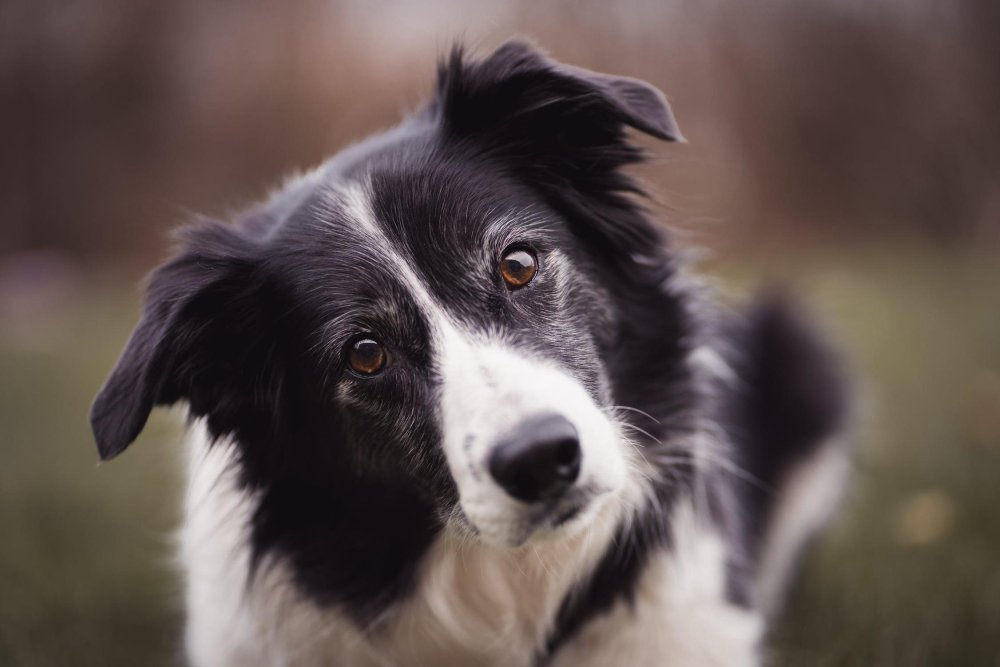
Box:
434;40;683;283
90;221;284;460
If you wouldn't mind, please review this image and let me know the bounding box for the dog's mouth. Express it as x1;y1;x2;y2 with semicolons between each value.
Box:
528;487;593;528
552;503;582;527
457;483;611;548
518;487;610;545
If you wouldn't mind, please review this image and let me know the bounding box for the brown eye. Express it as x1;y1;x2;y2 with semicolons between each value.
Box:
347;337;386;376
500;248;537;289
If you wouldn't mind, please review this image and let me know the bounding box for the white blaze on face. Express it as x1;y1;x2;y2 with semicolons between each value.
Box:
337;181;631;547
437;328;627;546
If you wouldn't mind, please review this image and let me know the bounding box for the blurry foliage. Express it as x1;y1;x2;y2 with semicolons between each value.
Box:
1;0;998;266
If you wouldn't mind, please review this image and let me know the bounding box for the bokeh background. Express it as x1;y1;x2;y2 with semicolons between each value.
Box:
2;1;999;665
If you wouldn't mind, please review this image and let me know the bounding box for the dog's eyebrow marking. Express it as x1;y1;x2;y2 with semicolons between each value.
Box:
334;180;455;333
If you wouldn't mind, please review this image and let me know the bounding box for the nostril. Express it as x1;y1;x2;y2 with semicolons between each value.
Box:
553;439;581;469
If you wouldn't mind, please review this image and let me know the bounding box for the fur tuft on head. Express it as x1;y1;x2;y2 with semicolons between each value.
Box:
432;39;683;287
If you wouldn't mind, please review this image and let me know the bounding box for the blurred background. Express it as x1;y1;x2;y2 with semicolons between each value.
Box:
1;0;998;664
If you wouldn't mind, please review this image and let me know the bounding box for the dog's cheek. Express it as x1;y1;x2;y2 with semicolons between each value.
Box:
335;381;439;481
536;253;615;404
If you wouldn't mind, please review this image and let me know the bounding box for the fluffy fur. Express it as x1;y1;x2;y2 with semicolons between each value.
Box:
91;40;851;666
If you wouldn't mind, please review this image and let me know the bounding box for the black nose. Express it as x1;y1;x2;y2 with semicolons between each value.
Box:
488;415;582;503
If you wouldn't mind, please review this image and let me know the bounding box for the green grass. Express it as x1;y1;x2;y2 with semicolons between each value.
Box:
0;284;182;666
1;246;998;665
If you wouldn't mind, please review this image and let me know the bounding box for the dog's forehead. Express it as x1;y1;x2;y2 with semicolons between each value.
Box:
367;162;554;253
276;159;563;326
370;162;563;300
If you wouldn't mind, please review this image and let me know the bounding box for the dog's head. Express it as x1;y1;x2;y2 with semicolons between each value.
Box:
92;41;688;550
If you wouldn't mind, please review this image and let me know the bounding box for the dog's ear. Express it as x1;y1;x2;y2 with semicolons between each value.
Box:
90;221;285;460
434;40;682;284
435;39;682;145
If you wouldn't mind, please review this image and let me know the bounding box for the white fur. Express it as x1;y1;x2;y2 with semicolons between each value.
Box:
438;336;629;546
688;345;738;386
756;437;851;613
550;501;762;667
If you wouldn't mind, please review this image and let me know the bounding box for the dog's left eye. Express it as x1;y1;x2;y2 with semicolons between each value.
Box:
500;247;537;289
347;337;387;376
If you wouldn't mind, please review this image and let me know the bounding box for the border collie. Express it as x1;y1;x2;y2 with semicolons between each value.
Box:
91;40;851;666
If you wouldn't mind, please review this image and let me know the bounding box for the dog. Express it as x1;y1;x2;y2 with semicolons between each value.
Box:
91;40;851;666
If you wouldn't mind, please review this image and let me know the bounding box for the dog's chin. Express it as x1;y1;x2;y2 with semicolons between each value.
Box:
462;487;614;549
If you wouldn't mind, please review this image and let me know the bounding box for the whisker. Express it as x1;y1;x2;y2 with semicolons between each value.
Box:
619;418;773;493
606;404;661;424
616;421;663;446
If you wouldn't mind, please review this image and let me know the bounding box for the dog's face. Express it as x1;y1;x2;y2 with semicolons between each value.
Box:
92;42;686;561
298;164;631;547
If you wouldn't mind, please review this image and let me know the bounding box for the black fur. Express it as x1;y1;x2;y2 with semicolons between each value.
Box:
91;40;848;661
726;293;850;580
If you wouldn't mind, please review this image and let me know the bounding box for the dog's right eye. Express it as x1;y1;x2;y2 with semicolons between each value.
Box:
500;247;538;289
346;337;387;376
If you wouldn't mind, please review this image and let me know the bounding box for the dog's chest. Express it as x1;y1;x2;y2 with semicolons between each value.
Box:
363;533;613;667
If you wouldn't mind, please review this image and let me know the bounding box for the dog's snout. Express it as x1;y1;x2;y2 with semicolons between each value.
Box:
488;415;581;502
